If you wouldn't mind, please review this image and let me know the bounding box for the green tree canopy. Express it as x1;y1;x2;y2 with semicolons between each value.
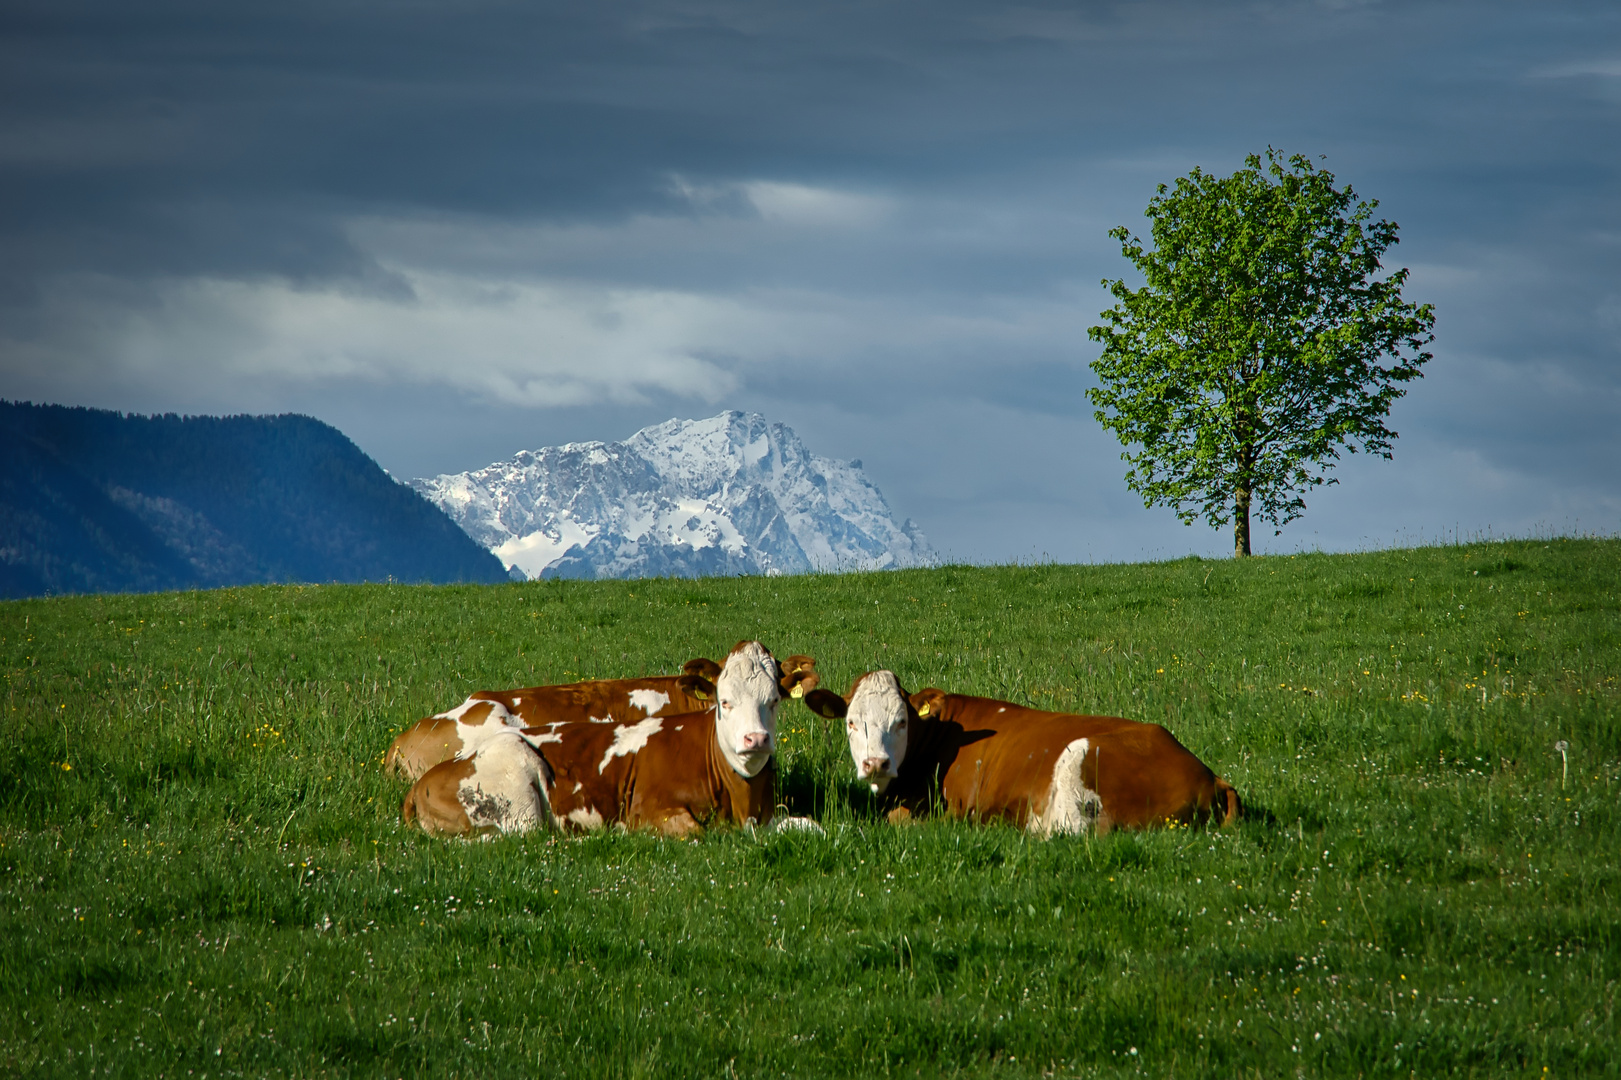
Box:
1087;149;1435;556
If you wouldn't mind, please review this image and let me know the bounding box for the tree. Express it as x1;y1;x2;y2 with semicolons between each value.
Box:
1087;149;1435;557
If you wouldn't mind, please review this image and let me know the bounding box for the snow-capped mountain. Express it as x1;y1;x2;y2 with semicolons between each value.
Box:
410;411;935;580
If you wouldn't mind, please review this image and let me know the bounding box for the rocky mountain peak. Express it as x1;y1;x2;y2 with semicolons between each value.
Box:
411;411;935;580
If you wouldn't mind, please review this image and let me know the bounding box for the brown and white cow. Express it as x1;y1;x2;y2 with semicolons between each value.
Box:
529;641;818;837
382;657;762;781
383;697;532;781
400;728;557;838
804;672;1239;835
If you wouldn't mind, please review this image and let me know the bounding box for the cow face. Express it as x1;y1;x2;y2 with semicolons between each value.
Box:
708;641;783;778
806;671;910;793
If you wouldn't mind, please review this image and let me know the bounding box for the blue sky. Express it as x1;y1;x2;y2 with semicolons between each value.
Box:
2;0;1617;562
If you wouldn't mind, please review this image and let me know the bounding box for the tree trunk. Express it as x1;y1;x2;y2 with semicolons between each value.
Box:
1232;399;1255;558
1233;484;1252;557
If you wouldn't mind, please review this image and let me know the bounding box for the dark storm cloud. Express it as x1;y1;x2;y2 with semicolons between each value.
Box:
1;0;1617;560
4;1;1570;272
0;6;1594;238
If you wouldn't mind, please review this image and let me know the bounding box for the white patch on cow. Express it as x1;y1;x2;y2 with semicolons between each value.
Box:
441;699;527;760
598;717;664;772
520;721;568;747
628;689;671;715
713;642;782;778
511;697;522;708
453;730;556;835
567;807;606;830
674;724;684;731
588;715;612;724
998;707;1006;713
571;781;582;793
843;671;909;793
1032;738;1103;838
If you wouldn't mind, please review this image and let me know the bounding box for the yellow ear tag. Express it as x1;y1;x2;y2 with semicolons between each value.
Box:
791;685;804;699
917;703;930;717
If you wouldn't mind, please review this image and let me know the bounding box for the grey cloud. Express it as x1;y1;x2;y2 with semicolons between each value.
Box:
1;0;1618;562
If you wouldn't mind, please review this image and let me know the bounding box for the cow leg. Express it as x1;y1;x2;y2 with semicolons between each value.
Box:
1214;778;1241;826
655;809;703;838
403;780;473;837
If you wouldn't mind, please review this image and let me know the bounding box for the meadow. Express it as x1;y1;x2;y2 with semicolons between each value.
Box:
1;537;1618;1078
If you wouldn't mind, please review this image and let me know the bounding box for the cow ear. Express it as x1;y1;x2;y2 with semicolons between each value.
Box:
682;657;722;681
909;688;947;719
801;688;848;720
778;655;819;698
677;672;716;701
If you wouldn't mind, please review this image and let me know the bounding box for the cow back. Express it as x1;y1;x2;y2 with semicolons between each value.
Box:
385;675;709;782
473;675;710;726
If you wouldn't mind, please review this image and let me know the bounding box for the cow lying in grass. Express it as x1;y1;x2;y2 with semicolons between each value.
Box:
400;728;556;837
383;658;727;781
400;643;818;838
532;642;817;837
805;671;1239;835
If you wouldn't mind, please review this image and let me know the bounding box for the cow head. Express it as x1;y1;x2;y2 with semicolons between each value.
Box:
805;670;918;794
776;654;820;699
677;641;794;778
678;650;818;702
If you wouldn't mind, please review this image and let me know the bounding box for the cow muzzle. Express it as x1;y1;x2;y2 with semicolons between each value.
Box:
860;756;895;795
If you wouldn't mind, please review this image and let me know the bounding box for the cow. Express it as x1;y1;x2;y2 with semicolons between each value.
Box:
530;641;818;837
383;696;532;781
803;671;1239;835
383;655;817;781
400;728;557;838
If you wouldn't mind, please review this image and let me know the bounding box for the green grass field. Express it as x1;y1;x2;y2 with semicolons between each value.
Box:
3;538;1618;1078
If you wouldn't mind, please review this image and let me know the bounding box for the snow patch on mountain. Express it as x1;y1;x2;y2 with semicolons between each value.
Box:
411;411;935;580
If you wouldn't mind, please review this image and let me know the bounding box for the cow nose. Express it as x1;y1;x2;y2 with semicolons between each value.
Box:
862;756;891;777
741;731;771;752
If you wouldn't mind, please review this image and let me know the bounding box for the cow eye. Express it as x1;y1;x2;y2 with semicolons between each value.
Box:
896;720;907;730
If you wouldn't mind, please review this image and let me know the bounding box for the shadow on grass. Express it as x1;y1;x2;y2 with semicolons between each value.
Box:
775;758;888;822
1236;796;1281;830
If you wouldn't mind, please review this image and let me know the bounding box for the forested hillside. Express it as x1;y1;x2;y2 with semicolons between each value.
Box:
0;402;508;597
